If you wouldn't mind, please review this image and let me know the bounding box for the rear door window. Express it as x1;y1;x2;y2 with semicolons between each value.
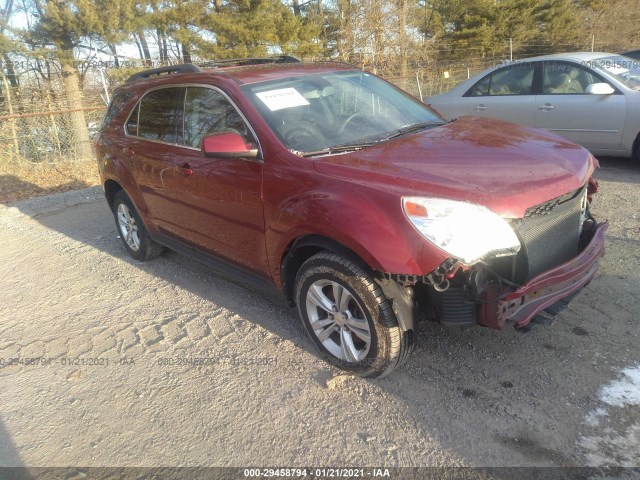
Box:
137;87;183;143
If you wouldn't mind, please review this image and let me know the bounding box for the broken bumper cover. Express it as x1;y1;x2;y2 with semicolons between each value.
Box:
479;221;608;329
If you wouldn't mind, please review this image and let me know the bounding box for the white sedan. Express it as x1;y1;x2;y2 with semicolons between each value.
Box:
428;52;640;159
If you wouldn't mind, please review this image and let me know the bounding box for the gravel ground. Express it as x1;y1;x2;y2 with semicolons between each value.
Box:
0;157;638;469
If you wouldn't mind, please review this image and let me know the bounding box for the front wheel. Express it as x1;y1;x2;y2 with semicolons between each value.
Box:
295;252;411;378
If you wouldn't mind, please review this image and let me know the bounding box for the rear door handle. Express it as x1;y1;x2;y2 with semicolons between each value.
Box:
474;104;487;111
177;162;193;176
538;104;555;110
122;147;135;156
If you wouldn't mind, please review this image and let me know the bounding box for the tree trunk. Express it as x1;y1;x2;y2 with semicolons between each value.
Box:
107;43;120;68
157;30;165;61
292;0;301;16
134;37;144;60
2;54;19;87
0;71;19;160
46;87;62;153
372;0;384;69
398;0;407;77
338;0;352;62
1;0;19;87
138;31;152;65
182;43;192;63
162;35;168;62
59;53;93;162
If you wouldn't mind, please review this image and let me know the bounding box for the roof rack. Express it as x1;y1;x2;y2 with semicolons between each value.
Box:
126;64;202;83
197;55;301;69
125;56;301;84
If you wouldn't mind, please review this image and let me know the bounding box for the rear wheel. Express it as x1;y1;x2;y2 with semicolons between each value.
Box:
295;252;410;378
113;190;163;261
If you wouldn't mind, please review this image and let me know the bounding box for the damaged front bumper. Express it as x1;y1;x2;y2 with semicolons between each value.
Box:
378;219;608;334
479;220;608;329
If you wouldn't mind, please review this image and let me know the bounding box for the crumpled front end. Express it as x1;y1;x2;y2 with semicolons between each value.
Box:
478;219;606;329
382;181;607;331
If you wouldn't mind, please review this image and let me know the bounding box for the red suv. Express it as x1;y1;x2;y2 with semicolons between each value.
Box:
97;59;607;377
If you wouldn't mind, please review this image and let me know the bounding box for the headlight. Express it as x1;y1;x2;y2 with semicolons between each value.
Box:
402;197;521;264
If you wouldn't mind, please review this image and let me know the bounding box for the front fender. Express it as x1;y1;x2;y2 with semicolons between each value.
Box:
267;185;449;286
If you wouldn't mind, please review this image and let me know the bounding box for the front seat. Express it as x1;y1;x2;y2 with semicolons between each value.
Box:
548;73;572;94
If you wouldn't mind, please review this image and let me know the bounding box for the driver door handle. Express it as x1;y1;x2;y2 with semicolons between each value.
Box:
538;103;555;110
474;104;487;111
177;162;193;176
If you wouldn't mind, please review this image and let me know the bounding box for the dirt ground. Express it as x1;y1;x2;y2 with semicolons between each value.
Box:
0;159;99;204
0;157;638;471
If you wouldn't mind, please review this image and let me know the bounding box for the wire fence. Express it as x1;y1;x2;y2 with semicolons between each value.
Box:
0;106;105;162
0;69;107;164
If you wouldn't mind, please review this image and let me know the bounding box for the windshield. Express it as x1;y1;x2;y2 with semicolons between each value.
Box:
240;70;444;154
590;55;640;91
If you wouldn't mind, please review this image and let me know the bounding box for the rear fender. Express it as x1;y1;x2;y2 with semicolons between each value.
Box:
102;156;150;226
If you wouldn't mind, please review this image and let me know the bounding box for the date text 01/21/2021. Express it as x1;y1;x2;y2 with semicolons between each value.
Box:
0;357;135;367
243;468;391;478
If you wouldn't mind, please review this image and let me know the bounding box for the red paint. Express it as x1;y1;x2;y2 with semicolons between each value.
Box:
202;132;254;156
97;63;606;330
313;117;595;219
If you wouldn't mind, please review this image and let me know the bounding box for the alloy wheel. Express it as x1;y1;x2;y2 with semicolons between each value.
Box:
117;203;141;252
305;279;371;362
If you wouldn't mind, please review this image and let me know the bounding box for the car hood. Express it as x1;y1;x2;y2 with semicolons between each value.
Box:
313;116;596;218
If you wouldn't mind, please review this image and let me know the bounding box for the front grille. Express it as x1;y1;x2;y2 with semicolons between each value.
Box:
510;186;585;283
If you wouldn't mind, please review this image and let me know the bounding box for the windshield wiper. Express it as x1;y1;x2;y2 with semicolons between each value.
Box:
383;121;444;141
298;121;444;157
299;142;379;158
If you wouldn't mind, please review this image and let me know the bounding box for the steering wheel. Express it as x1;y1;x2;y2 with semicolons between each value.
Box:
279;121;326;152
337;113;363;136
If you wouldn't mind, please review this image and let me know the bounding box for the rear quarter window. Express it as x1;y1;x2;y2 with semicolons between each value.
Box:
101;92;132;131
125;102;139;136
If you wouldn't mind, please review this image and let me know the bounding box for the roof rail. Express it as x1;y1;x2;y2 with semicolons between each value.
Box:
126;64;202;83
197;55;301;69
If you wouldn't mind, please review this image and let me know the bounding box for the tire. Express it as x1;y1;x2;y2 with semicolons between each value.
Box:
294;252;410;378
112;190;164;261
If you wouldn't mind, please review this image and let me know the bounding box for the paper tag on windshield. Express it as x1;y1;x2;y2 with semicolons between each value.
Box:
256;88;309;111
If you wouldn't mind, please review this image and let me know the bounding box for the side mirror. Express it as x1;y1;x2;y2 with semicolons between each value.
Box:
202;132;259;159
585;83;615;95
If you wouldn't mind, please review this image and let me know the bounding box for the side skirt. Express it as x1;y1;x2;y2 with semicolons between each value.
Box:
152;231;282;300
